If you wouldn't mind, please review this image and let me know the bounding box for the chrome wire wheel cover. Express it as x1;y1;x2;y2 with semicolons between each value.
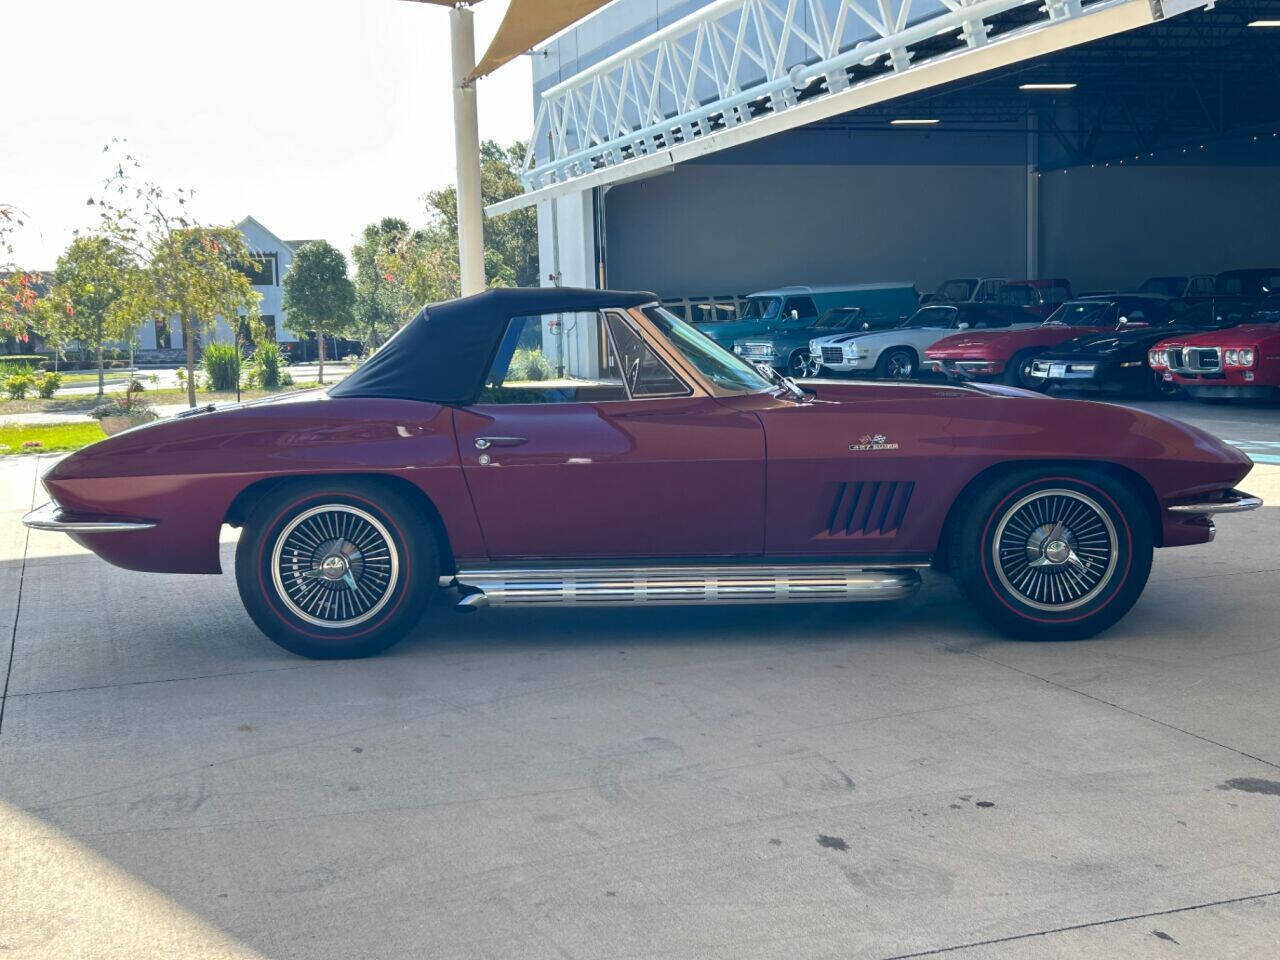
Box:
270;504;400;629
992;489;1119;612
886;352;914;379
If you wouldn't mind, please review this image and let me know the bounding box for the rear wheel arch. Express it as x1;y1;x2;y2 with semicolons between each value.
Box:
225;473;456;576
933;460;1163;571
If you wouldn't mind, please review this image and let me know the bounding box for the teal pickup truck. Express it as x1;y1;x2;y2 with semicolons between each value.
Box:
734;306;889;377
699;283;919;353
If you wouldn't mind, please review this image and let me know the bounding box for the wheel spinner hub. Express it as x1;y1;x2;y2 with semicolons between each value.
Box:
993;489;1119;612
270;505;400;629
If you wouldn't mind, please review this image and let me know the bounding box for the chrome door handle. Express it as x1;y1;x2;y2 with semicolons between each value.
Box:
474;436;527;450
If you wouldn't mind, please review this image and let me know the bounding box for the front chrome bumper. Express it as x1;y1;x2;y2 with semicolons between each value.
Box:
22;501;157;533
1167;490;1263;515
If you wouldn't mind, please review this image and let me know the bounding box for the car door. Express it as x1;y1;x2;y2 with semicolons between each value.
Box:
453;308;766;561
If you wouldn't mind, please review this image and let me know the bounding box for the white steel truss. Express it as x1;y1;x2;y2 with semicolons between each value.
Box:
489;0;1209;215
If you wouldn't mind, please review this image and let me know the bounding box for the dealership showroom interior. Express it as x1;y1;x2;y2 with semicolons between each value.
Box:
5;0;1280;956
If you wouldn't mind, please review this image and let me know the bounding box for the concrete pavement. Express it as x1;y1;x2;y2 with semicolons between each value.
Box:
1;449;1279;958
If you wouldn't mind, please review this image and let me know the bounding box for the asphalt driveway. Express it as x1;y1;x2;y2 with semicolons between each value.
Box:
2;409;1280;958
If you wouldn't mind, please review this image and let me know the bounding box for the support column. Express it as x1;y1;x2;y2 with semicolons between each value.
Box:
1026;114;1040;279
450;6;485;296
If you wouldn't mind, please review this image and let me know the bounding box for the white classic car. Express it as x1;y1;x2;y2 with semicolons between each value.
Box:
809;302;1038;379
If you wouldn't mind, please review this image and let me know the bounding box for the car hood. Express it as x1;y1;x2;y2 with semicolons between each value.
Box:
1156;324;1280;349
926;325;1090;358
1037;326;1184;360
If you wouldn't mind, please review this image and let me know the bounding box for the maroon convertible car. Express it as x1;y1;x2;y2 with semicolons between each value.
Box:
26;287;1261;658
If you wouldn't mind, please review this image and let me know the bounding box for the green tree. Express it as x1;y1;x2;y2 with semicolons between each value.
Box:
42;235;135;394
282;241;354;384
1;204;38;338
88;142;261;407
382;141;538;311
134;226;261;406
351;217;420;350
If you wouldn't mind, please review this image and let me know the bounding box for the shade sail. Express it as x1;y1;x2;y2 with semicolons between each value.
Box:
470;0;615;80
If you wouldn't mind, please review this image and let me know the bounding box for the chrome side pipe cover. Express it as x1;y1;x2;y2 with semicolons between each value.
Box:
445;564;923;608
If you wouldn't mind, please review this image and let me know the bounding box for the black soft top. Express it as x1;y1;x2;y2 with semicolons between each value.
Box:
329;286;657;404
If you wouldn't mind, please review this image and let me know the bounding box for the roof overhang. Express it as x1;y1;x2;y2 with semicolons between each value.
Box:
487;0;1209;218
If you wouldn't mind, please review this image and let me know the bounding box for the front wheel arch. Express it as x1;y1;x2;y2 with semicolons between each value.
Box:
225;473;456;576
932;460;1163;572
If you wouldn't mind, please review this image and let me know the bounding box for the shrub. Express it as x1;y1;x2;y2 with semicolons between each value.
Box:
36;372;63;399
89;396;156;422
506;348;552;382
279;370;294;387
202;342;241;391
4;372;37;399
128;378;145;393
0;355;45;373
249;341;283;389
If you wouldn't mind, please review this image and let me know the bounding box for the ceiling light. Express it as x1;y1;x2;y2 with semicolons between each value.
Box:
1019;82;1077;91
890;118;939;125
1248;19;1280;26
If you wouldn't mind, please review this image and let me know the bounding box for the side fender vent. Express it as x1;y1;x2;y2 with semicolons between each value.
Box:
826;481;914;537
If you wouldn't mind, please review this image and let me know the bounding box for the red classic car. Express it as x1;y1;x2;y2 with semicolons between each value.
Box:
927;295;1170;389
25;287;1259;659
1150;295;1280;400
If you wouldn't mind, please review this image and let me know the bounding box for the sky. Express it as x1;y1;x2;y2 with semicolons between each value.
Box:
4;0;534;268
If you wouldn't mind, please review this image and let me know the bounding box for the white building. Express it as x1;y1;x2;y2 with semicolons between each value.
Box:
135;216;321;359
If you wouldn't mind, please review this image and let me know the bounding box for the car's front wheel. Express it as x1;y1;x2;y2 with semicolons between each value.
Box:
1004;349;1045;390
948;467;1152;641
876;347;917;381
235;479;437;658
788;350;820;379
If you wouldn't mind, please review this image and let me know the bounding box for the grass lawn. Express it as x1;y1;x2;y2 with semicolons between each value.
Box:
0;422;107;455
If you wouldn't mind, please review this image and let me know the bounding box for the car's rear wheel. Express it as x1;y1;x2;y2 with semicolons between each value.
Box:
948;467;1152;641
876;347;917;381
1004;349;1045;390
788;350;819;379
235;479;437;658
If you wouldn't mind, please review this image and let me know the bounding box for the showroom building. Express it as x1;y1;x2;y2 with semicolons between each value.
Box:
488;0;1280;304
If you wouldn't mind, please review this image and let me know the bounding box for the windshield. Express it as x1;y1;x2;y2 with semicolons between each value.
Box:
645;307;775;393
1138;277;1185;297
815;308;860;329
999;284;1035;307
1045;301;1115;326
739;297;782;321
903;307;956;329
937;280;977;301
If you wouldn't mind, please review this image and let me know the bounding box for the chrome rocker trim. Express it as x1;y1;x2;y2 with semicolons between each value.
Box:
22;501;157;534
446;564;922;609
1167;490;1263;515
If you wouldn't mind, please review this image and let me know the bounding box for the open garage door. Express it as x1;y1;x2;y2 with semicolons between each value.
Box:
591;0;1280;302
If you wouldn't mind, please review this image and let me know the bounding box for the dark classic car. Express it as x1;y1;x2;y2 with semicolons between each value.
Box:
1031;297;1255;395
1150;295;1280;400
25;287;1259;659
927;294;1172;389
733;306;897;377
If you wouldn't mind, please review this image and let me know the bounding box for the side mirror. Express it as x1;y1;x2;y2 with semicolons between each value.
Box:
1117;316;1129;326
789;309;800;321
957;322;970;330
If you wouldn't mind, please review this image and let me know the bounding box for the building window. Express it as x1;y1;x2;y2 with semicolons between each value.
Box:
154;318;171;349
240;254;277;286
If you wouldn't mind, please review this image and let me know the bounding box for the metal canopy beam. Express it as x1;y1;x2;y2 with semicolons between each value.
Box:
487;0;1210;217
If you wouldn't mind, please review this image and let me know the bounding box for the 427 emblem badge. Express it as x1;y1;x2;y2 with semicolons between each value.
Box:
849;433;900;452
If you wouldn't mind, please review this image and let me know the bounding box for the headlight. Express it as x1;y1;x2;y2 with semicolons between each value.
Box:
1148;349;1166;367
1240;347;1256;367
733;344;743;354
844;345;862;358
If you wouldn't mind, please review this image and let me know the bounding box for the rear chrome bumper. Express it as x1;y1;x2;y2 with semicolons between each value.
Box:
22;501;157;533
1167;490;1263;515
